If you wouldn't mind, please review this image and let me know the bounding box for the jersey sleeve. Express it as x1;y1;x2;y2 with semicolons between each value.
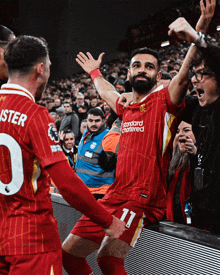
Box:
116;97;124;120
164;86;186;116
28;107;66;168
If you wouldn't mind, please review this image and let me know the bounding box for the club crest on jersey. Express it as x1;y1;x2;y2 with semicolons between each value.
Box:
140;104;145;112
90;142;97;149
48;123;59;143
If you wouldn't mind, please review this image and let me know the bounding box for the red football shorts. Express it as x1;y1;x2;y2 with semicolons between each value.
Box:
71;198;165;247
0;249;62;275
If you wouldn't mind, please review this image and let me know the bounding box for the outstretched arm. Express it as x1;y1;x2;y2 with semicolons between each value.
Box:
76;52;120;113
196;0;216;34
168;1;215;105
168;16;210;105
46;160;125;238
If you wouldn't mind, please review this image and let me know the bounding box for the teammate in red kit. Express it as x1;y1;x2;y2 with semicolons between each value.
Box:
0;35;125;275
61;10;214;275
0;25;15;80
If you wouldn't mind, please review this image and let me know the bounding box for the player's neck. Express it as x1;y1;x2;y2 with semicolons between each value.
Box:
7;75;37;98
132;84;157;103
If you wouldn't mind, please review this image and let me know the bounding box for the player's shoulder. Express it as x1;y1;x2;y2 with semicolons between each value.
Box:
31;102;50;117
27;102;55;127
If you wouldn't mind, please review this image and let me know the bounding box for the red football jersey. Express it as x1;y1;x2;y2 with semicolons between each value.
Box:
0;84;66;256
104;86;185;208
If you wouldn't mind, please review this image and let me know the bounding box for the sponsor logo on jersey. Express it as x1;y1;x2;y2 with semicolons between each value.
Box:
122;120;144;133
48;123;59;143
51;144;62;153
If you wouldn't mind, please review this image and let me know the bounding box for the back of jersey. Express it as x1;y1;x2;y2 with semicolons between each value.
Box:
0;84;66;256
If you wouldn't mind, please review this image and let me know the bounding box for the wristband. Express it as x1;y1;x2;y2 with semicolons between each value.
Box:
90;68;103;82
191;32;206;47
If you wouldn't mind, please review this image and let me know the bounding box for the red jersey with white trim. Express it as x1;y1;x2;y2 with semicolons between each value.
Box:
0;84;66;256
104;86;185;208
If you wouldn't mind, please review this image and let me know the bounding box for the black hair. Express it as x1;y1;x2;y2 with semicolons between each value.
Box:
0;25;15;47
63;129;74;135
161;70;172;80
80;119;87;127
191;48;220;86
130;47;161;69
63;101;72;107
87;107;105;119
4;35;49;74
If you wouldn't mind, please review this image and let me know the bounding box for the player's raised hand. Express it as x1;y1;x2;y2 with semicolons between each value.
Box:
196;0;216;34
76;52;105;74
168;17;198;44
103;215;126;239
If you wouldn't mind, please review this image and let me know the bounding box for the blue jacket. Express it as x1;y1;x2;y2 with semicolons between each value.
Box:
75;128;115;187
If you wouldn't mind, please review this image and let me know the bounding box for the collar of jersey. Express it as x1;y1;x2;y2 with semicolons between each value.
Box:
1;83;35;102
130;84;164;105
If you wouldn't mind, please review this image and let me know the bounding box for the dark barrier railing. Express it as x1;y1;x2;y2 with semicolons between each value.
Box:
51;193;220;275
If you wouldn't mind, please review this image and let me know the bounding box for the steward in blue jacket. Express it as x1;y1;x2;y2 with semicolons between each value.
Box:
75;108;115;199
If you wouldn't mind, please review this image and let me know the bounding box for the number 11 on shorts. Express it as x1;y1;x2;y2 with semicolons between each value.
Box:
120;208;136;228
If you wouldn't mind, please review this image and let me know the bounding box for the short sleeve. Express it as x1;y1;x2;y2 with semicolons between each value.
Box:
116;97;124;120
28;107;66;168
164;87;186;116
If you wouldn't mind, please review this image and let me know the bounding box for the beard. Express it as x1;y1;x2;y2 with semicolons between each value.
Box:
129;74;157;93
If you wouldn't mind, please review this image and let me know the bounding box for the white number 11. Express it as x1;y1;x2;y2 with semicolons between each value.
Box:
120;208;136;228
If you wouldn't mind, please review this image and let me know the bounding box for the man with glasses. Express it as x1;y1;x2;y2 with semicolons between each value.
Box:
184;39;220;233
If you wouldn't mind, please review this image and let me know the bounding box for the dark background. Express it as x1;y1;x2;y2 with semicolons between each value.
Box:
0;0;218;79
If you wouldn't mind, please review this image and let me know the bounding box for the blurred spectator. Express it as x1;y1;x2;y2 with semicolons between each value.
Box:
54;98;61;109
55;106;65;131
50;112;57;122
75;108;115;199
90;97;99;108
99;117;122;173
173;60;181;72
71;84;79;98
87;87;98;98
73;92;89;113
59;130;77;169
158;70;172;88
63;93;72;103
78;105;88;126
59;101;79;138
75;119;87;145
160;61;168;72
170;70;179;78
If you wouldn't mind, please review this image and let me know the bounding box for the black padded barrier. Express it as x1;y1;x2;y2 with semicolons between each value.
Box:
51;193;220;275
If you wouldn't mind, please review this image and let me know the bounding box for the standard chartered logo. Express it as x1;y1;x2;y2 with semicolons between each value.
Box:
122;120;144;133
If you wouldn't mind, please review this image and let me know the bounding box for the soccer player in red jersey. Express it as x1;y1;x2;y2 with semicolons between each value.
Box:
0;35;125;275
61;7;215;275
0;25;15;81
